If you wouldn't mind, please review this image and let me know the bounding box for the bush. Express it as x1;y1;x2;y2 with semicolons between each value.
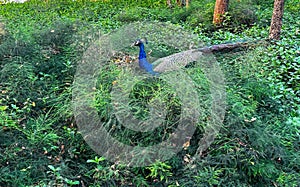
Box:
0;0;299;186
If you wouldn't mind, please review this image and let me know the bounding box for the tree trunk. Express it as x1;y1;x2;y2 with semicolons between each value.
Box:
269;0;285;40
167;0;171;7
213;0;229;25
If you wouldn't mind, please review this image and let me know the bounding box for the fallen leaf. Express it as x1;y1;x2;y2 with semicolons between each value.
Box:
183;155;190;163
244;117;257;123
183;140;190;150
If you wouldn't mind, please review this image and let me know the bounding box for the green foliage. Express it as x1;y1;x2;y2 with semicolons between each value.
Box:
185;0;258;33
184;0;215;27
94;61;209;149
0;0;299;186
194;167;223;186
146;160;173;182
227;0;257;28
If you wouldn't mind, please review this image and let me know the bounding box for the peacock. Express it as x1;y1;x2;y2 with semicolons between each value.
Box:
132;38;159;76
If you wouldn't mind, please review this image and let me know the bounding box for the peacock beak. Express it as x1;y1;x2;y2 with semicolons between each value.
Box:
131;39;143;47
131;41;137;47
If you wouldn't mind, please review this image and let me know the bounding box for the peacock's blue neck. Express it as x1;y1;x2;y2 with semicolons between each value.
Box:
138;43;147;59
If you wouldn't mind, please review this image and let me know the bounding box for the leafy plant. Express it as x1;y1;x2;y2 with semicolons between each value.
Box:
146;160;173;182
0;0;299;186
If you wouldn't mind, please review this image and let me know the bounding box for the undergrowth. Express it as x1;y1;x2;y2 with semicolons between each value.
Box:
0;0;299;186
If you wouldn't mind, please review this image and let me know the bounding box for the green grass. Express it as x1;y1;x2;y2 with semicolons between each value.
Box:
0;0;299;186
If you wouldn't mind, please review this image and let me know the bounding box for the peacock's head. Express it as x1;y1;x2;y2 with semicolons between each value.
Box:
132;38;148;47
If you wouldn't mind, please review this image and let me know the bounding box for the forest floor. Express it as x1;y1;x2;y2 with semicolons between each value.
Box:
0;0;299;186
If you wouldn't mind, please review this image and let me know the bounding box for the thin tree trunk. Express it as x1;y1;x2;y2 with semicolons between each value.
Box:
167;0;190;8
269;0;285;40
213;0;229;25
166;0;171;7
